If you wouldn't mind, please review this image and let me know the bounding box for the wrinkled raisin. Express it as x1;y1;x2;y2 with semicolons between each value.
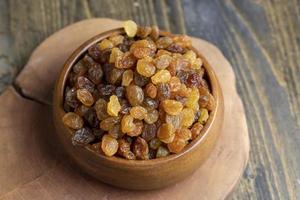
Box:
157;123;175;143
99;39;113;50
156;146;170;158
122;69;134;86
156;83;171;101
77;89;94;106
76;76;95;93
180;108;195;127
88;63;103;84
191;122;203;140
162;100;183;115
144;109;159;124
137;26;152;38
123;20;138;37
154;54;172;69
94;98;109;120
101;134;119;156
165;114;182;130
65;87;80;108
198;108;209;124
100;116;119;131
167;137;187;153
151;70;171;84
130;106;147;120
127;120;143;137
83;108;99;128
72;128;95;146
145;83;157;98
126;84;144;106
141;123;157;141
121;115;136;133
115;52;136;69
115;86;125;98
136;58;156;77
134;72;149;87
149;138;161;149
62;112;84;130
107;95;121;117
98;84;115;96
156;36;173;49
143;97;159;110
132;137;149;160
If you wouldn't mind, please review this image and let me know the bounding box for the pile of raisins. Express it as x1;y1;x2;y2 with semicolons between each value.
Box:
62;20;215;160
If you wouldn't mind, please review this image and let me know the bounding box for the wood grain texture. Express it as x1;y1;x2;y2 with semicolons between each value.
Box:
0;0;299;199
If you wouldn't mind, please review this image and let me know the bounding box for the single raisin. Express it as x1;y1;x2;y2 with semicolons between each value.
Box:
187;72;201;88
136;58;156;77
132;137;149;160
88;63;103;84
121;115;136;133
144;109;159;124
156;146;170;158
180;108;195;127
62;112;84;130
165;114;182;130
151;70;171;84
76;76;95;93
156;83;171;101
126;84;144;106
72;128;95;146
162;100;183;115
143;97;159;110
156;36;173;49
191;122;204;140
145;83;157;98
107;95;121;117
100;116;120;131
149;138;161;149
109;34;124;46
141;123;157;141
115;52;136;69
77;89;94;106
99;39;114;50
123;20;138;37
134;72;149;87
127;120;144;137
83;108;99;128
109;47;124;63
154;54;172;69
107;67;124;85
150;25;159;40
167;137;187;153
65;87;80;108
94;98;109;120
122;69;134;86
101;134;119;156
115;86;125;98
75;105;90;117
130;106;147;120
198;108;209;124
98;84;116;96
157;123;175;143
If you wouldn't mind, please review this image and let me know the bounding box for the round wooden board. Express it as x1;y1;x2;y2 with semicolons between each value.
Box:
0;18;249;200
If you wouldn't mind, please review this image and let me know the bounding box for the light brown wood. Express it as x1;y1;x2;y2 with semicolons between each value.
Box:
0;18;249;199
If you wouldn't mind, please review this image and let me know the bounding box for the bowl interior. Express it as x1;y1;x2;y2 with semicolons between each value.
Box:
55;28;221;165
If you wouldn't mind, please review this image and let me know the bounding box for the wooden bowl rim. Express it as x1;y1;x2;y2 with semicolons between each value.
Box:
54;27;222;166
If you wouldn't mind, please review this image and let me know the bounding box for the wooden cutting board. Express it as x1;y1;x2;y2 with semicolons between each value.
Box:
0;18;249;200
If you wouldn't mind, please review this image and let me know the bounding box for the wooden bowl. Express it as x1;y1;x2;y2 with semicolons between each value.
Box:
53;28;224;190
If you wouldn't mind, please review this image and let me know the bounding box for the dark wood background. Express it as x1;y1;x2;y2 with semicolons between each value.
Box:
0;0;299;199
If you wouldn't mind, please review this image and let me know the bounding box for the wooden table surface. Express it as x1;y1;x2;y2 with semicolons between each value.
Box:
0;0;299;199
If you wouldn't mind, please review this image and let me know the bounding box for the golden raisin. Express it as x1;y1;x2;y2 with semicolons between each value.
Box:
118;139;136;160
101;134;119;156
115;52;136;69
109;47;124;63
191;122;203;140
156;49;172;56
198;108;209;124
137;26;152;38
144;109;159;124
165;114;182;129
168;76;181;92
62;112;84;130
136;58;156;77
127;120;144;137
94;98;109;120
186;88;200;110
99;39;113;50
162;100;183;115
150;25;159;40
154;54;172;69
109;34;124;46
76;89;94;106
107;95;121;117
145;83;157;98
180;108;195;127
157;123;175;143
206;94;215;111
176;127;192;141
121;115;136;133
99;116;119;131
156;36;173;49
191;58;203;69
122;69;133;86
123;20;138;37
183;50;197;63
167;137;187;153
130;106;147;120
126;84;144;106
151;70;171;84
